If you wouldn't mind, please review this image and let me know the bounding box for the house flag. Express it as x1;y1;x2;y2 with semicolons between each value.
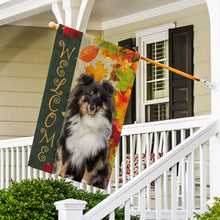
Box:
28;24;140;189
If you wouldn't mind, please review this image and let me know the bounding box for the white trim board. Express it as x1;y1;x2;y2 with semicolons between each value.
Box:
101;0;206;30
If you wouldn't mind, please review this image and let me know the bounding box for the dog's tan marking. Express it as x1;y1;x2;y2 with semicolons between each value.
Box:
58;161;69;177
79;96;89;116
90;90;94;95
97;104;107;114
83;159;103;185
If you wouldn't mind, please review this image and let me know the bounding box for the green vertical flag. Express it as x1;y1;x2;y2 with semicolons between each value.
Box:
28;24;140;189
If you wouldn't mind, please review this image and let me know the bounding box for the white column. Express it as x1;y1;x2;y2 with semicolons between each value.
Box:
206;0;220;198
54;199;87;220
62;0;81;28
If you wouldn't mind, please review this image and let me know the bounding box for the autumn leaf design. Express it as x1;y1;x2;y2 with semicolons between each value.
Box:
114;67;135;91
78;45;99;62
62;26;82;41
42;163;53;173
85;61;108;83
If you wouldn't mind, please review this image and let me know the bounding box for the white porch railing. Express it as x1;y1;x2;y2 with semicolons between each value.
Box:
0;115;217;219
55;117;218;220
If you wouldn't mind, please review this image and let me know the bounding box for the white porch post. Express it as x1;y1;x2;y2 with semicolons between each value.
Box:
206;0;220;199
54;199;87;220
52;0;95;31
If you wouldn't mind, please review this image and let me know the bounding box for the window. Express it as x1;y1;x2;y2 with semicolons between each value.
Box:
136;23;175;122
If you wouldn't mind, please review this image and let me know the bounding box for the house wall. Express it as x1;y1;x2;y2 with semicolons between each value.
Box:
103;3;211;118
0;24;102;140
0;3;210;139
0;26;55;140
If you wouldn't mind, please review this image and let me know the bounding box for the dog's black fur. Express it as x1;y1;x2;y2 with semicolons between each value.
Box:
53;74;114;189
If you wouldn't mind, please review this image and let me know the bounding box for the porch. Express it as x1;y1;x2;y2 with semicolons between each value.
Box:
1;0;220;219
0;115;218;219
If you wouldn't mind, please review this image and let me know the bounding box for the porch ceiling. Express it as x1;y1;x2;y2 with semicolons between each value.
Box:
0;0;206;30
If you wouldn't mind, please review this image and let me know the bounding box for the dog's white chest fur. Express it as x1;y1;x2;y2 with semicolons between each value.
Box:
65;113;112;168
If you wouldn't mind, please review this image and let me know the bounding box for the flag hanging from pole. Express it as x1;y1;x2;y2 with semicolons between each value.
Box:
28;24;140;189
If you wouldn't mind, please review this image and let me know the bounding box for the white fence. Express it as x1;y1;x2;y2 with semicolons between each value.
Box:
0;115;216;219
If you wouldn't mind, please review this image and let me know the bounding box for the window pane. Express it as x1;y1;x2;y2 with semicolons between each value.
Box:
145;103;169;122
146;40;169;101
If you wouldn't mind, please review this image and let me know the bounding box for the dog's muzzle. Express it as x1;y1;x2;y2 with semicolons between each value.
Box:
88;105;96;115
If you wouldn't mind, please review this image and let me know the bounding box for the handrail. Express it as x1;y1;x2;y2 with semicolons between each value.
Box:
0;115;211;148
0;136;33;148
83;119;219;220
121;115;211;135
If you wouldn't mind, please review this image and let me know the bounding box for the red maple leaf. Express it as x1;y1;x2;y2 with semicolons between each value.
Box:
63;26;82;41
42;163;53;173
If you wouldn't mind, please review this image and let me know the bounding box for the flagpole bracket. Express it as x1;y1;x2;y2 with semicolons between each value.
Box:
200;78;215;90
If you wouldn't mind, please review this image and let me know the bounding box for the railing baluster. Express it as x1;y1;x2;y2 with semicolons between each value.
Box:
87;184;91;192
171;164;177;220
181;129;186;210
107;175;112;194
16;147;20;182
154;132;158;161
124;199;131;220
122;135;127;185
115;144;120;190
130;135;134;207
11;147;15;182
140;187;146;220
137;133;142;211
200;143;207;212
163;131;168;210
45;171;50;179
137;133;142;172
33;168;38;179
171;129;177;219
80;182;84;190
22;145;25;180
190;128;196;210
109;210;115;220
186;153;193;219
146;133;151;210
155;176;162;220
0;148;4;189
5;148;9;188
27;145;31;179
39;170;44;178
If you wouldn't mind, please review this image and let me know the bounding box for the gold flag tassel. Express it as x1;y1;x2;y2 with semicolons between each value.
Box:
49;21;215;90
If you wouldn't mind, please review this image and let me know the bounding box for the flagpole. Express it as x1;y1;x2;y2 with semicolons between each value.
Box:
140;56;215;89
48;22;215;90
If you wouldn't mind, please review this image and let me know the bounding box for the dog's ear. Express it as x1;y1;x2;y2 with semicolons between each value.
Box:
77;74;94;85
102;81;115;95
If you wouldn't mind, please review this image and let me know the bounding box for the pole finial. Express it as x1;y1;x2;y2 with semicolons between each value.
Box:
49;22;59;30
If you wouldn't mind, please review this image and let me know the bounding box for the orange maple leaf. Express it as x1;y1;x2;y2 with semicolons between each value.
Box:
78;45;99;62
85;61;108;83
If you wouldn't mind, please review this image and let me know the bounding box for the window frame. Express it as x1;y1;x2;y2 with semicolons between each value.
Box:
135;23;175;123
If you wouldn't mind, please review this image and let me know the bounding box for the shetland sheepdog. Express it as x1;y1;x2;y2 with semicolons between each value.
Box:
53;74;115;189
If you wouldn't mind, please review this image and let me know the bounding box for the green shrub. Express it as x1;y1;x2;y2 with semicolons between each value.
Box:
194;197;220;220
0;178;139;220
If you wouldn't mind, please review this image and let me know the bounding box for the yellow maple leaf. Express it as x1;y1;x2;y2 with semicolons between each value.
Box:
85;61;108;83
99;47;111;60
